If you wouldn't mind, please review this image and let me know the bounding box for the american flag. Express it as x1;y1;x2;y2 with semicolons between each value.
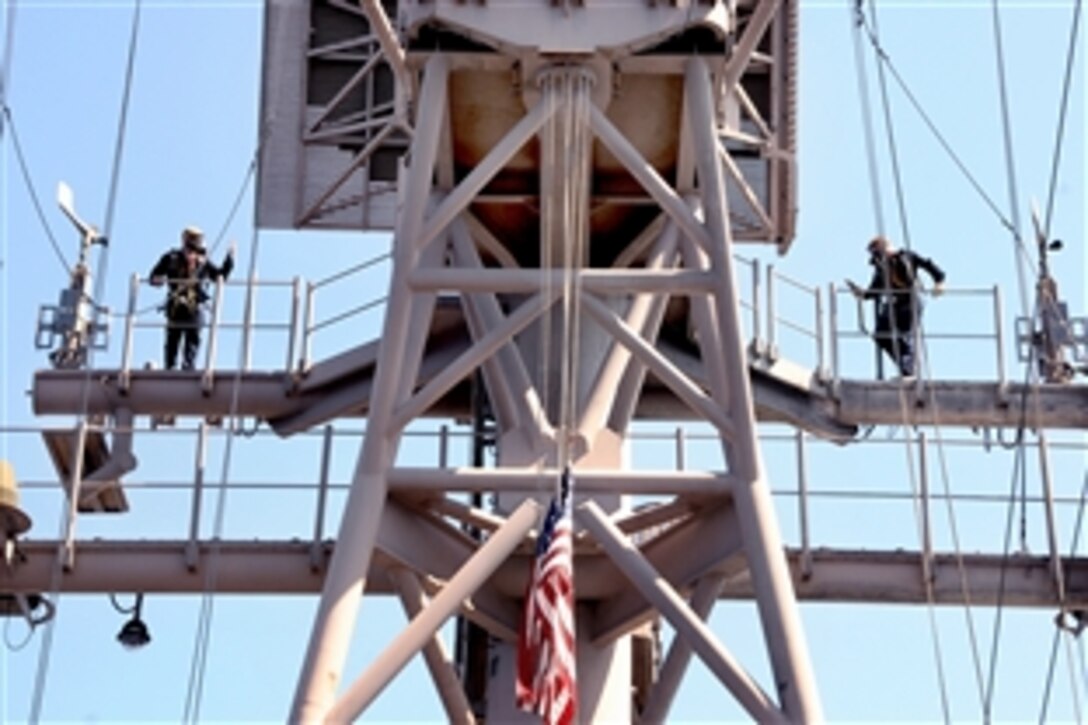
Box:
516;468;577;725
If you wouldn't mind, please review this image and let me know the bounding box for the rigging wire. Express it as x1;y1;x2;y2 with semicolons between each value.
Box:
207;114;274;257
981;340;1044;722
991;1;1084;718
177;112;279;720
181;223;262;724
1039;471;1088;719
1041;0;1083;240
850;0;886;235
915;343;989;709
1;108;71;275
864;2;912;251
852;3;983;720
853;1;1088;719
27;2;143;721
3;616;35;653
537;70;556;499
92;0;143;314
987;0;1031;317
557;69;590;472
856;10;1017;238
983;431;1028;721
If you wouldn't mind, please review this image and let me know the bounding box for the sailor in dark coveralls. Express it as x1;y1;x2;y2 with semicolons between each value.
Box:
847;235;946;378
149;226;235;370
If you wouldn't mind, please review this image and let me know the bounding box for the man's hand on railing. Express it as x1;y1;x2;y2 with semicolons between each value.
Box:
149;276;165;287
845;279;864;298
931;282;945;298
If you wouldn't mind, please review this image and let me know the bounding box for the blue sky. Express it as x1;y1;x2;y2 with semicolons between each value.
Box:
1;1;1085;722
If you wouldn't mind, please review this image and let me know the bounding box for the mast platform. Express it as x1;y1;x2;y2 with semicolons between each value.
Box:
32;363;1088;436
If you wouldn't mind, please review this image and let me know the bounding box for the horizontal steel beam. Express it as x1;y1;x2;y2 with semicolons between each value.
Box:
5;543;1086;609
406;268;716;293
387;467;737;495
836;380;1088;430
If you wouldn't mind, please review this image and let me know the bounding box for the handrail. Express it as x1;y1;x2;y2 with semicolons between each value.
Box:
766;263;824;375
298;252;393;372
830;283;1006;385
117;274;300;382
311;252;391;291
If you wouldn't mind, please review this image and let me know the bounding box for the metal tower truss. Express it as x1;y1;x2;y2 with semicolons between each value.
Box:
11;1;1088;722
283;17;821;716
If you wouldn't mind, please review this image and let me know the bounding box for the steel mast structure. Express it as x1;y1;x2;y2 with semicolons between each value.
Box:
263;1;816;721
14;1;1088;722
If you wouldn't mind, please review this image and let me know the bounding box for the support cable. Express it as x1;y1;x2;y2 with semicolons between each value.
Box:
207;114;273;258
987;0;1031;317
998;1;1084;717
27;2;142;721
852;4;977;721
850;0;886;234
178;115;277;719
1;108;70;275
1038;467;1088;721
536;72;557;495
981;340;1046;722
1041;0;1082;240
857;9;1017;237
181;223;262;724
913;341;990;710
983;430;1028;722
92;0;142;310
558;70;590;471
865;1;911;252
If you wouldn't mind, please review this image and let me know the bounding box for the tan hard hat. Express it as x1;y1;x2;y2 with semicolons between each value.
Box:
182;226;205;250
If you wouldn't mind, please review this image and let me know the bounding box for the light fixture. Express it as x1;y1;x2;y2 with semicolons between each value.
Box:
115;593;151;649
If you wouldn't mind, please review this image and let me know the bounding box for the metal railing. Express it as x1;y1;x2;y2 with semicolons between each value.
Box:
765;264;826;377
107;255;1018;407
117;274;302;391
828;283;1007;392
298;252;391;372
6;419;1084;589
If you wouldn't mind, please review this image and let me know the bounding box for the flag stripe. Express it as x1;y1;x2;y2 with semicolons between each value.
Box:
516;470;577;725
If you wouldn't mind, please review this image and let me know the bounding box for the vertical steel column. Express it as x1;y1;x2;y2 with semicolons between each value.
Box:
1037;432;1067;599
290;55;450;724
918;432;933;582
829;282;841;395
201;281;224;394
185;422;208;571
685;58;822;721
300;282;315;373
286;276;301;375
119;273;139;393
309;425;333;572
797;430;812;580
766;264;778;356
241;274;257;371
993;284;1007;396
752;257;763;353
61;420;88;571
675;426;686;471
